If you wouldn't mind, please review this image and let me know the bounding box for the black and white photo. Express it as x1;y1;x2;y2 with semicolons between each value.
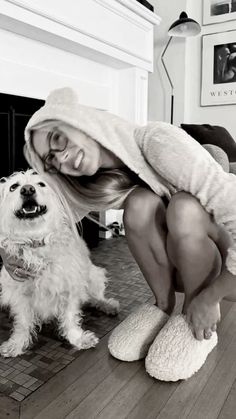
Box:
203;0;236;24
201;30;236;105
211;0;236;16
214;42;236;84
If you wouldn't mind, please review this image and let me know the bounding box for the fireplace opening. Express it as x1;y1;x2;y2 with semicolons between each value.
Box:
0;92;99;248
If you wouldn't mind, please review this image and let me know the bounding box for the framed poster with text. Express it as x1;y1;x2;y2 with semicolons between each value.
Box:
201;30;236;106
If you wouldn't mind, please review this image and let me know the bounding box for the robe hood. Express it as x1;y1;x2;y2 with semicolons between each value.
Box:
24;87;171;220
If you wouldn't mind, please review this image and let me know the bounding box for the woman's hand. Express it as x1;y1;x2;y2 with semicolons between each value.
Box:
0;249;35;282
186;292;221;341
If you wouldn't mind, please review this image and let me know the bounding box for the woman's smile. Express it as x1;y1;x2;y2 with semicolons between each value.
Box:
74;149;85;170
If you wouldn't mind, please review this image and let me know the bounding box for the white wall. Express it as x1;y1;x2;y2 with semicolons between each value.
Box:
185;0;236;137
148;0;187;125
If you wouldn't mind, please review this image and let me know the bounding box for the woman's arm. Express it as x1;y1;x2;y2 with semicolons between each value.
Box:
137;122;236;277
203;270;236;303
0;249;35;282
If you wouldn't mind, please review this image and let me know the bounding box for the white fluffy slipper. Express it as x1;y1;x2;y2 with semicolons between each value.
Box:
145;314;218;381
108;303;169;361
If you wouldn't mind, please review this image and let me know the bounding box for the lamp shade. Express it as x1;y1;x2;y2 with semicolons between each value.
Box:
168;11;201;37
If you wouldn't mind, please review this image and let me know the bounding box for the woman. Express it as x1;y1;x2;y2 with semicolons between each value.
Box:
3;87;236;379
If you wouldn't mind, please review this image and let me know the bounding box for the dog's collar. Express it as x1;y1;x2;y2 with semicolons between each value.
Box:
1;237;46;248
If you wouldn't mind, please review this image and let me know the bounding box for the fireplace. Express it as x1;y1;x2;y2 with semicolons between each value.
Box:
0;0;160;244
0;92;100;248
0;92;44;177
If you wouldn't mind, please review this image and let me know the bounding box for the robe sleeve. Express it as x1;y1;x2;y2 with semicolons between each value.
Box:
137;122;236;276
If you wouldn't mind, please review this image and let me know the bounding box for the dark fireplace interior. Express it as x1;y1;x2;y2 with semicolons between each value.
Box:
0;93;99;248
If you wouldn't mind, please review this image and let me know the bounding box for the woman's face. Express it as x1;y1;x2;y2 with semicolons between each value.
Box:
32;125;103;177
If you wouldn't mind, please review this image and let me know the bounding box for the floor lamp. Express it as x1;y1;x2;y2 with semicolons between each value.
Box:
161;11;201;124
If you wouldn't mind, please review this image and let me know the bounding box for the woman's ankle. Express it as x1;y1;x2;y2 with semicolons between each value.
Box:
155;293;176;315
182;293;197;314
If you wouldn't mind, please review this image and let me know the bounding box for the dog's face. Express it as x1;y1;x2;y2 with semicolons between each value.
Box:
0;169;62;236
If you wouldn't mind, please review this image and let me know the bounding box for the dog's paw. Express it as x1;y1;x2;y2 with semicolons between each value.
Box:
73;331;99;350
97;298;120;316
0;341;26;358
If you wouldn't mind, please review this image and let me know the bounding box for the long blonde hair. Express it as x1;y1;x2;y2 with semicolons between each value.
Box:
62;167;143;212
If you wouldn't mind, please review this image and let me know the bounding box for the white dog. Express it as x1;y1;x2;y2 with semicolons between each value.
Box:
0;169;119;357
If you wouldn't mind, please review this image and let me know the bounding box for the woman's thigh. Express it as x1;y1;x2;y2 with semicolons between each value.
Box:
123;186;167;232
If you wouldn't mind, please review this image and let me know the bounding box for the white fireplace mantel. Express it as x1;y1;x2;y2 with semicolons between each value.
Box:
0;0;160;122
0;0;160;233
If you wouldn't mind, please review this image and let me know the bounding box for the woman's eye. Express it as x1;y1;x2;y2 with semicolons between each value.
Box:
51;133;60;147
10;183;19;192
51;132;66;149
53;133;59;142
47;153;54;161
38;182;46;187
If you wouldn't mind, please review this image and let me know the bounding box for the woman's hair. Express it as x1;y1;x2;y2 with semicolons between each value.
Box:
62;167;144;212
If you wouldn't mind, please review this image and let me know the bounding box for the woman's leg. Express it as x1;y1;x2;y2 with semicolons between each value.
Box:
165;191;226;311
123;187;175;314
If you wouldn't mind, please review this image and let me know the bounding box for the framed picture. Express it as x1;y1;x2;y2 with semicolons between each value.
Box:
201;30;236;106
203;0;236;25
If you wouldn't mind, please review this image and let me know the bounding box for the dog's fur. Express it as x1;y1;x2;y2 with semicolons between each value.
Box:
0;170;119;357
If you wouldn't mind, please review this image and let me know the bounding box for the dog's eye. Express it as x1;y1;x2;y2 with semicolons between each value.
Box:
10;183;19;192
38;182;46;187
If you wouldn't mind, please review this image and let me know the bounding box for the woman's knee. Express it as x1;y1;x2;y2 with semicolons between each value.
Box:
123;187;166;232
166;191;211;240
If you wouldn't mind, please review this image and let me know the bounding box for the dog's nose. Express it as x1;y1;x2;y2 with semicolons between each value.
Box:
20;184;36;197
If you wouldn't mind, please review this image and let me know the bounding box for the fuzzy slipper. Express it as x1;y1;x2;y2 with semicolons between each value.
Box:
145;314;218;381
108;303;169;361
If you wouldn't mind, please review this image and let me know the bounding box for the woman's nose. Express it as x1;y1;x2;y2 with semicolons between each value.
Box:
56;149;69;163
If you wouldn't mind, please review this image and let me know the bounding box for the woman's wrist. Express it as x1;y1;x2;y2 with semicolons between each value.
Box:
202;270;236;304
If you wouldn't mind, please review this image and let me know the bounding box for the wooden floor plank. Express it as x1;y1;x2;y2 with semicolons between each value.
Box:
65;361;143;419
217;378;236;419
21;334;110;419
33;350;119;419
93;363;156;419
185;310;236;419
0;394;19;419
128;381;178;419
155;302;236;419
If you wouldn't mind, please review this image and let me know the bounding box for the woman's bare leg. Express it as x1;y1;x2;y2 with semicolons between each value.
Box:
123;187;175;314
165;192;224;311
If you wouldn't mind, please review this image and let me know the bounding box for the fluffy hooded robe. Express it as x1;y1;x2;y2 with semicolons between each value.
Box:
24;87;236;277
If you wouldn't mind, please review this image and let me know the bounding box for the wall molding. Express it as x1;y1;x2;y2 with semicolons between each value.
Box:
2;0;160;68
